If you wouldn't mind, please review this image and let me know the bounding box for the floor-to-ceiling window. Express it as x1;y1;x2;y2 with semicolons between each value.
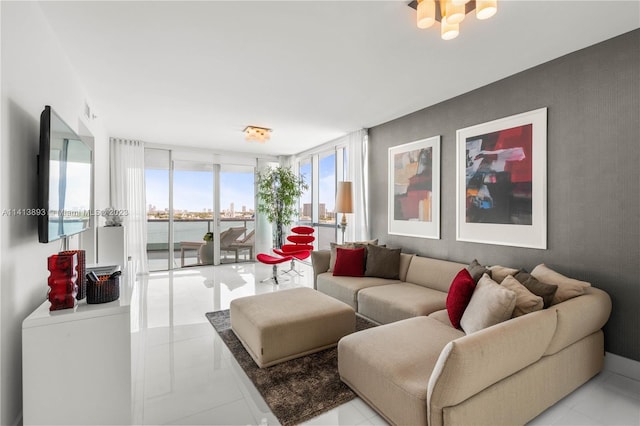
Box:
219;165;255;263
145;148;256;271
172;161;215;268
145;149;171;272
297;146;347;249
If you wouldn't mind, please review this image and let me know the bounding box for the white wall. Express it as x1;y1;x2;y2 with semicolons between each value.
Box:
0;2;108;424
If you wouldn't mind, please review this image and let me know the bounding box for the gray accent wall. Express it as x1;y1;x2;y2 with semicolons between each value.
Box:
368;30;639;361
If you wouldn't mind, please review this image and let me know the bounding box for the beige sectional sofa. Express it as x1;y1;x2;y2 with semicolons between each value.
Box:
310;250;612;426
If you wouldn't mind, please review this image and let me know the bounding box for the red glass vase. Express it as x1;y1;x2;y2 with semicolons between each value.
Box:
47;253;78;311
59;250;86;300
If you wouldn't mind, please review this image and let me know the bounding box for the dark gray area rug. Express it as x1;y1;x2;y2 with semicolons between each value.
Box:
205;309;376;426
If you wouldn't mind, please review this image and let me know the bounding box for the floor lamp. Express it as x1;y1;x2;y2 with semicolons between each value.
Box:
335;181;353;244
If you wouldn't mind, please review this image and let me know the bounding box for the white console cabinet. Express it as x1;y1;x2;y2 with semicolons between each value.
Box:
22;269;137;425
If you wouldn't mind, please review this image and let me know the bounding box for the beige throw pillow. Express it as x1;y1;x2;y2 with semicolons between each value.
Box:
460;274;517;334
489;265;519;283
531;264;591;305
501;275;544;317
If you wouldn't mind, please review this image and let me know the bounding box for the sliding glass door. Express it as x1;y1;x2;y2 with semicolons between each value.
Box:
219;165;255;263
145;149;171;272
172;161;216;268
145;148;257;270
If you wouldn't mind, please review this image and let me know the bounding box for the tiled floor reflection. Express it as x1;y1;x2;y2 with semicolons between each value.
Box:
132;262;640;425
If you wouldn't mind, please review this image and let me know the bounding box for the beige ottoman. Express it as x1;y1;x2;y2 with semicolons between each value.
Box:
230;287;356;368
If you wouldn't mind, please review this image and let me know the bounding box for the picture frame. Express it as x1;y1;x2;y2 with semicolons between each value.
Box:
388;135;440;239
456;107;547;249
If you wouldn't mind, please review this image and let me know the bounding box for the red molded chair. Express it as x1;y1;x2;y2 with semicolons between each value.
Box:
273;226;315;276
257;226;315;283
256;253;293;285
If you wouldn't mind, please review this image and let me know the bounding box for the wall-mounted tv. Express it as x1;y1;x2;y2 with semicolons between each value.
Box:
38;105;92;243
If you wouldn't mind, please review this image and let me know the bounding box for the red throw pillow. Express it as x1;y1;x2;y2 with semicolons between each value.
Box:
446;269;477;329
333;247;365;277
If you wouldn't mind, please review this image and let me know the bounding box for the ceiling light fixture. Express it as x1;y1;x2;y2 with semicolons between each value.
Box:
243;126;272;143
410;0;497;41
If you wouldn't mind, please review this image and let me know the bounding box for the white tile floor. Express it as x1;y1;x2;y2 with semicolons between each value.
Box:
132;262;640;426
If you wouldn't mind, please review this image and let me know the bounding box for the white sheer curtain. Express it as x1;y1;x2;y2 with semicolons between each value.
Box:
110;138;149;275
346;129;369;242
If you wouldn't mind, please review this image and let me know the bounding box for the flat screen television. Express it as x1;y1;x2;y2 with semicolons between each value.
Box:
38;105;92;243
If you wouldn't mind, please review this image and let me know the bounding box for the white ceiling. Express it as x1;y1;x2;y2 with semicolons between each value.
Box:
38;1;639;156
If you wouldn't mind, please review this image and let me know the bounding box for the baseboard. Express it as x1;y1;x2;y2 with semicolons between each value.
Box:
604;352;640;381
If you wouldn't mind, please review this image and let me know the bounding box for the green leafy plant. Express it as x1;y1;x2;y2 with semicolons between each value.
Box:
257;166;308;248
203;232;213;242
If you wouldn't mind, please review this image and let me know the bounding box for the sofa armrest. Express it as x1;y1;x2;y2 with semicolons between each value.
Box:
310;250;331;290
427;308;557;426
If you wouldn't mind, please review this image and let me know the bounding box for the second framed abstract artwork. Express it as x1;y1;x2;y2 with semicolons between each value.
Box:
388;135;440;239
456;108;547;249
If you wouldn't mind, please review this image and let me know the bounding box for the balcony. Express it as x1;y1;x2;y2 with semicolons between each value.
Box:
147;218;255;271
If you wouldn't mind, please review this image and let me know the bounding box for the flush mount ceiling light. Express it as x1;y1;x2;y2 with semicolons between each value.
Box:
409;0;497;40
244;126;272;143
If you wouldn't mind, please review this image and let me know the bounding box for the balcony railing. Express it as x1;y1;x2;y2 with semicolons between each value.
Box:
147;217;254;251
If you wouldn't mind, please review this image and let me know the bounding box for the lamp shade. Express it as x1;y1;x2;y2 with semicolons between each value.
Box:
417;0;436;29
335;181;353;213
476;0;497;20
441;17;459;40
445;1;466;24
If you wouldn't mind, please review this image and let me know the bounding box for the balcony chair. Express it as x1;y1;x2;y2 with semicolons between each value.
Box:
219;226;249;263
224;229;255;262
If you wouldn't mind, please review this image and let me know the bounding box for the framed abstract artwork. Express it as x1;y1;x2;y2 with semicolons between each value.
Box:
456;108;547;249
388;135;440;239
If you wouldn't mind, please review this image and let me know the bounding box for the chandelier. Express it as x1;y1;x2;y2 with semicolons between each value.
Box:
244;126;272;143
410;0;497;40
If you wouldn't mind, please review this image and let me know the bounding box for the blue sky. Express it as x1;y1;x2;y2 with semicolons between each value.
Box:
145;170;255;212
145;156;337;213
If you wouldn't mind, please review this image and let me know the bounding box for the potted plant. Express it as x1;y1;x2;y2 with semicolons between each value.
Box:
257;166;308;248
199;231;214;264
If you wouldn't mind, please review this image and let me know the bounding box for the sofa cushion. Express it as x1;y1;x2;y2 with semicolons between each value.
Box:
489;265;519;283
339;316;464;426
467;259;490;282
333;247;365;277
405;256;467;293
428;309;454;328
531;264;591;305
364;245;402;279
316;272;400;310
358;283;447;324
460;274;516;334
515;270;558;308
501;275;543;317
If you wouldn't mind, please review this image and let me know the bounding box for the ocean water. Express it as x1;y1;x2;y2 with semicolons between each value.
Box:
147;220;254;246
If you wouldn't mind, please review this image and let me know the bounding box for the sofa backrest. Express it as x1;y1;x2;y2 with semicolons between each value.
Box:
404;256;467;292
399;253;414;282
544;286;612;355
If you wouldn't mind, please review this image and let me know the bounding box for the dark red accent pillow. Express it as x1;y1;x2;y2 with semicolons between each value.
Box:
446;269;477;329
333;247;365;277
